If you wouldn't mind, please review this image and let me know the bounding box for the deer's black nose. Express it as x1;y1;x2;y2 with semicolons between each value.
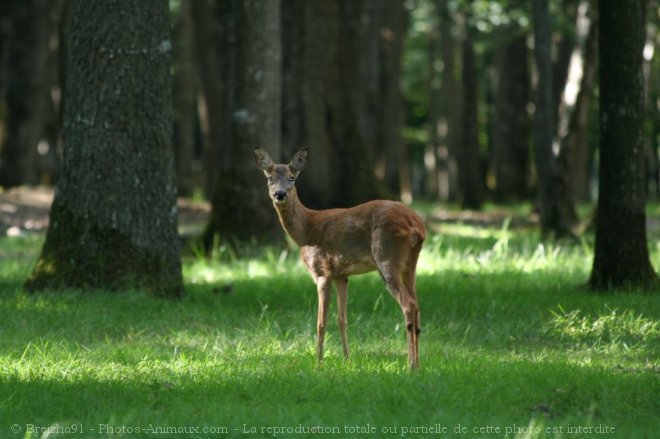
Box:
274;191;287;201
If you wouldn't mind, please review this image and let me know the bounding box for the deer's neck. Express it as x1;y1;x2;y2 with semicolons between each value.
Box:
274;192;313;246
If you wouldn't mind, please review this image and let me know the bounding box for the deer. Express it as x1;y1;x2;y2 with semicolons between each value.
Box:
254;147;426;369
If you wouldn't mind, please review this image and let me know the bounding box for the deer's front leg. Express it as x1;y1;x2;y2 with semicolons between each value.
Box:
315;277;332;364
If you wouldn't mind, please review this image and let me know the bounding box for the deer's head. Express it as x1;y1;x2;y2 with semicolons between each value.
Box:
254;147;308;204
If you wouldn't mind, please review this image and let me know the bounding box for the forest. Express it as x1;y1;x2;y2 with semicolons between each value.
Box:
0;0;659;438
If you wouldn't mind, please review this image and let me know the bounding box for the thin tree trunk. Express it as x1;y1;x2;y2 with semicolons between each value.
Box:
438;0;461;201
459;27;482;210
492;32;530;201
533;0;560;234
172;0;197;196
425;9;440;200
378;0;410;203
190;0;224;197
589;0;657;290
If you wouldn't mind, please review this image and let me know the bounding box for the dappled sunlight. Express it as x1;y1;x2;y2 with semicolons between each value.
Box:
545;306;659;353
418;229;592;279
184;251;307;285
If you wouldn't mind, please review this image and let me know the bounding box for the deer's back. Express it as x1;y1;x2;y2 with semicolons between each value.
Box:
301;200;425;279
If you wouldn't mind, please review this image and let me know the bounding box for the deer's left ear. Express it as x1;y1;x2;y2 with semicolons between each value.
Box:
289;147;309;174
254;147;274;171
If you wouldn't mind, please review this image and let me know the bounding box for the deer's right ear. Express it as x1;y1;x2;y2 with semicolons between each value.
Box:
254;147;274;171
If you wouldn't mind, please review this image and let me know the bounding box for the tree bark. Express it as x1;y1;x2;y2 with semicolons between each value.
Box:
26;0;183;297
589;0;657;290
203;0;282;246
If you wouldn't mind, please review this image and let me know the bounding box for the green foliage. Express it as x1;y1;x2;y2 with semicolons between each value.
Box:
1;220;659;438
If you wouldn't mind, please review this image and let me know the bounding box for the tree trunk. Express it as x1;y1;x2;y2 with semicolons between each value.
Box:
589;0;657;290
342;0;381;163
281;0;382;209
492;32;530;201
282;0;337;208
26;0;183;297
0;0;54;188
424;0;460;202
172;0;198;197
437;0;461;202
190;0;224;197
533;0;561;235
459;27;482;210
532;0;581;238
203;0;282;247
378;0;410;203
424;3;441;200
552;1;578;124
554;2;597;212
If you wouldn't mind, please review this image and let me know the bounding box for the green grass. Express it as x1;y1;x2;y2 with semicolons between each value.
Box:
0;221;659;438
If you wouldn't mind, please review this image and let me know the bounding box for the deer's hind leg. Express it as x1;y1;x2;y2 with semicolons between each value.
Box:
401;247;422;369
373;240;421;369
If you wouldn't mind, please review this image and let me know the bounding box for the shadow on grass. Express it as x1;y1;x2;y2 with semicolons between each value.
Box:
1;345;658;435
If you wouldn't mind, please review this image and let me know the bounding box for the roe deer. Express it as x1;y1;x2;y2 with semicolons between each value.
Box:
254;147;426;369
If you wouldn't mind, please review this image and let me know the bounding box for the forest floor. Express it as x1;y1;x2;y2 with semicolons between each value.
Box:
0;186;211;238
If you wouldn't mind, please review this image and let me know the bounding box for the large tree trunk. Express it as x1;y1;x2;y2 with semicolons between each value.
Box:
589;0;657;289
26;0;183;297
0;0;54;188
203;0;282;247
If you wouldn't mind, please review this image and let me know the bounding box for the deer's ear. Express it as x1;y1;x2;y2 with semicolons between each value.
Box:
254;147;274;171
289;147;309;173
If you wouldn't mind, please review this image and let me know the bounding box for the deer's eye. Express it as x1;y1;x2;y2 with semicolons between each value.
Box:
288;177;295;183
267;176;274;184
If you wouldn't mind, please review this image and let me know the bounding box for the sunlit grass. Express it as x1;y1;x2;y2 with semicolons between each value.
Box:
0;218;659;438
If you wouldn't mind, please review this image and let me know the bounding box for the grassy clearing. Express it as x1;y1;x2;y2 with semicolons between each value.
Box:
0;218;659;438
